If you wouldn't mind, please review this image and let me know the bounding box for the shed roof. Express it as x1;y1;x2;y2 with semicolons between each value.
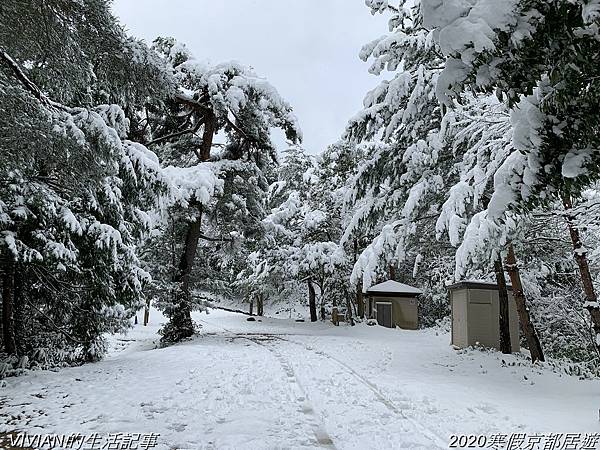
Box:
366;280;423;296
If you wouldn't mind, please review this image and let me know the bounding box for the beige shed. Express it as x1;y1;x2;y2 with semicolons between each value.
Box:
448;281;519;351
366;280;422;330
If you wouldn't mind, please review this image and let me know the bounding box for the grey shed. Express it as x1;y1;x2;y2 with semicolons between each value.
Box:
448;281;519;351
366;280;422;330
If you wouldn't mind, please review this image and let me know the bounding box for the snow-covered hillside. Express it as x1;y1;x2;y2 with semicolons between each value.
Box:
2;310;597;449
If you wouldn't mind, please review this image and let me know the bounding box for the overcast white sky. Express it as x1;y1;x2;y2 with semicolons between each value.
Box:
111;0;387;154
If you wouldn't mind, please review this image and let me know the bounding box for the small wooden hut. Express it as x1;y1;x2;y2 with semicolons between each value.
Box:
366;280;422;329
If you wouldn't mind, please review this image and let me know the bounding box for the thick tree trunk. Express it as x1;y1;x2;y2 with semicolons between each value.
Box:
257;294;264;316
2;262;16;355
173;206;203;293
505;243;545;362
200;111;216;161
494;256;512;354
168;204;203;340
165;112;216;342
249;298;253;316
563;194;600;354
308;279;317;322
356;284;364;319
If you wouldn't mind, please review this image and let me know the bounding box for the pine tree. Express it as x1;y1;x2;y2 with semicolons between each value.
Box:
141;38;301;343
256;144;356;322
413;0;600;352
343;1;457;325
436;94;545;361
0;0;173;371
0;61;169;365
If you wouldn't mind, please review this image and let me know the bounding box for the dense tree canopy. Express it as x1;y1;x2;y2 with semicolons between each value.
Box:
2;0;600;379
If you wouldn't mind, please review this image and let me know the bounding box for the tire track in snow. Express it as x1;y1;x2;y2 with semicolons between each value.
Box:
197;320;337;449
241;335;337;449
259;334;448;450
198;317;444;448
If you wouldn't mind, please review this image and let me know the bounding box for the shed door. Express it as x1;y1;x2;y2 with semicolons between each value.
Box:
376;302;393;328
468;291;495;348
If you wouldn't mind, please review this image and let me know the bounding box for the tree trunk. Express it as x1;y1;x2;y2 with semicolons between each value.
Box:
169;204;203;340
562;194;600;354
308;279;317;322
346;295;354;325
353;239;365;319
200;111;216;162
257;294;264;316
165;113;216;341
317;278;326;321
2;262;16;355
249;298;253;316
505;243;545;362
143;298;150;326
494;256;512;354
389;264;396;281
331;307;339;326
173;205;203;293
356;283;364;319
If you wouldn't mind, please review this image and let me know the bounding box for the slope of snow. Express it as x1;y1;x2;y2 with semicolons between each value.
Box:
1;309;598;449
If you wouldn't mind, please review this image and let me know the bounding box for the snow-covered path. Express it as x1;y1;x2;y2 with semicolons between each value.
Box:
195;318;445;449
1;310;599;449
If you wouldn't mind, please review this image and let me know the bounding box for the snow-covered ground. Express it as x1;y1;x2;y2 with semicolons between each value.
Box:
1;309;599;449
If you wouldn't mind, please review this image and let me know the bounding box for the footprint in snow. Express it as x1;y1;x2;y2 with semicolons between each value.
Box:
168;422;187;432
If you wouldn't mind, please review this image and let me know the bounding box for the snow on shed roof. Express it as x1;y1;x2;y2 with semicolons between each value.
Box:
366;280;422;296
